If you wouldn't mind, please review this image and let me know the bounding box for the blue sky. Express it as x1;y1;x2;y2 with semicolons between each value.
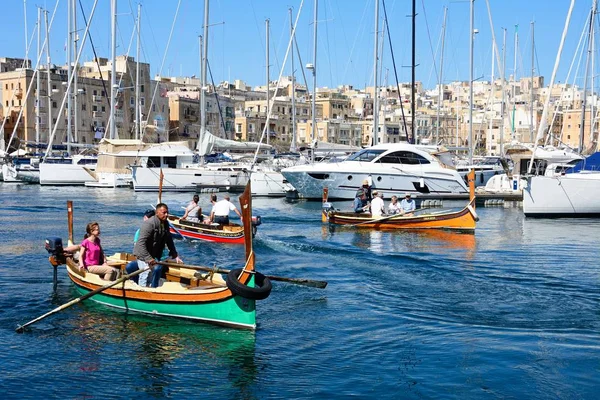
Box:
0;1;594;91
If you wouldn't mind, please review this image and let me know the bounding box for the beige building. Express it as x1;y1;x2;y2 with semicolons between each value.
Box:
0;55;170;152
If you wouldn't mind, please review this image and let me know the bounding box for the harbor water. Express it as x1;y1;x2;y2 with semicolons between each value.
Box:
1;183;599;399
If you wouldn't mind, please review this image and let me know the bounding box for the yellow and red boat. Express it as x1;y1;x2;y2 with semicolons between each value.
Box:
322;170;478;232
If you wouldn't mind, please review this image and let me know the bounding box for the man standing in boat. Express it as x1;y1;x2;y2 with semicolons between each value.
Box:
134;203;183;287
210;194;242;225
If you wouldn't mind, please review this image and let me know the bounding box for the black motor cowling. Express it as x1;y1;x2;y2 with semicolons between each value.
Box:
45;237;66;265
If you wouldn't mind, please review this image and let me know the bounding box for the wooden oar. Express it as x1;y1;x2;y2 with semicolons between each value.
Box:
15;268;148;333
158;261;328;289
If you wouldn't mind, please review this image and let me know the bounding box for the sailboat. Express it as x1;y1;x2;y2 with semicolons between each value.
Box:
38;0;98;186
522;0;600;217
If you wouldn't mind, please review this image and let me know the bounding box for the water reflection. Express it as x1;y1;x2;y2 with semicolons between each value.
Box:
326;226;478;258
72;308;257;397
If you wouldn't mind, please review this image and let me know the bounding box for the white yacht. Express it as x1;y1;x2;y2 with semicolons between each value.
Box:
130;143;248;192
523;153;600;217
84;139;151;188
39;152;98;186
482;145;584;194
455;156;508;187
281;143;468;200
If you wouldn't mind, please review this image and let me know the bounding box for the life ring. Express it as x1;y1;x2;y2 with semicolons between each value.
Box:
226;268;272;300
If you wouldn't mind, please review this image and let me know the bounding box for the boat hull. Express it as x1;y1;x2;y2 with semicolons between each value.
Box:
131;166;248;192
66;261;257;329
325;198;478;231
523;173;600;217
39;162;97;185
282;163;468;200
250;170;295;197
168;216;246;244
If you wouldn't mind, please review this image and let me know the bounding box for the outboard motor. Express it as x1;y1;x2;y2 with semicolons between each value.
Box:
322;202;334;222
45;237;66;266
251;215;262;237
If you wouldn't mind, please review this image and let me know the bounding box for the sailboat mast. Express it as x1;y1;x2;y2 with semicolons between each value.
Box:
310;0;318;163
200;0;209;164
36;7;41;144
411;0;416;144
290;8;297;152
530;21;535;143
45;9;52;144
579;3;595;153
73;0;79;145
373;0;379;146
468;0;474;164
511;24;518;141
489;38;495;155
66;0;72;153
136;4;141;140
109;0;117;140
436;6;447;145
266;18;270;146
501;28;507;155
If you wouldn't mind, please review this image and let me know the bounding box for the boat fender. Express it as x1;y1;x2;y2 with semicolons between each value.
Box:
467;205;479;222
226;268;272;300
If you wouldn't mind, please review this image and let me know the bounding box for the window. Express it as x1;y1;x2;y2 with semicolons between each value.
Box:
93;89;97;95
236;123;242;133
141;85;144;93
147;156;161;167
377;151;431;165
82;103;86;111
130;97;135;106
141;98;145;106
101;106;106;112
164;156;177;168
52;101;57;108
92;105;98;112
346;149;385;162
53;85;57;90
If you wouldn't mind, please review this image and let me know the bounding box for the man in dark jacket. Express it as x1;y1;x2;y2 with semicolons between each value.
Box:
133;203;183;287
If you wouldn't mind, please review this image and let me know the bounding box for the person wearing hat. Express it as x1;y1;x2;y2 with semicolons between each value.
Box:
353;189;369;213
370;190;386;218
357;178;373;202
400;193;416;216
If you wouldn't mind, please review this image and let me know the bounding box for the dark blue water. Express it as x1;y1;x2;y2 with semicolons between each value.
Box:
1;183;599;399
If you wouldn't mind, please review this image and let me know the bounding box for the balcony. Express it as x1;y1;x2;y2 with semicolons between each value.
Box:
92;95;102;102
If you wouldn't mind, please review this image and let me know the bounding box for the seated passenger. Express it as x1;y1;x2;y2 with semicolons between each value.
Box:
354;190;369;213
387;195;401;215
79;222;119;281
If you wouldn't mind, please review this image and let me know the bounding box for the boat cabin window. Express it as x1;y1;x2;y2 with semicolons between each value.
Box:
346;149;385;162
76;158;97;165
377;151;430;165
147;156;161;168
164;156;177;169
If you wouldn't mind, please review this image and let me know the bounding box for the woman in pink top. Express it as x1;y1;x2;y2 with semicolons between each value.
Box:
79;222;119;280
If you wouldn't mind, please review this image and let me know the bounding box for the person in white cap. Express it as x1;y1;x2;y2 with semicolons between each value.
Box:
358;178;372;202
400;193;416;216
370;190;385;218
